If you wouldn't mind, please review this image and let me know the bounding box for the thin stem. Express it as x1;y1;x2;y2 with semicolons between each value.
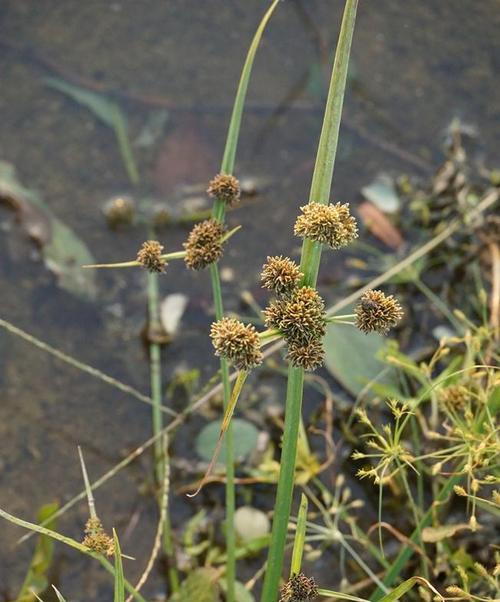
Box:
413;277;463;333
369;470;463;601
210;263;236;602
396;460;428;579
261;366;305;599
147;272;179;593
205;5;281;599
260;2;358;600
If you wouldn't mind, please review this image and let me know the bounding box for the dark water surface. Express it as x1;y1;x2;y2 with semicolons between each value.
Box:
0;1;499;598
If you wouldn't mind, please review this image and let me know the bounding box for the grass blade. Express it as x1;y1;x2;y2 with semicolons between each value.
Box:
113;530;125;602
260;2;359;600
290;493;308;577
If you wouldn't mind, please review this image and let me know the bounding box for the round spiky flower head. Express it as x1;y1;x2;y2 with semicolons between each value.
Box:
137;240;166;273
207;173;241;206
264;286;326;345
286;338;325;371
261;255;303;297
294;201;358;249
184;219;226;270
355;289;403;335
82;517;114;557
279;573;319;602
210;317;263;371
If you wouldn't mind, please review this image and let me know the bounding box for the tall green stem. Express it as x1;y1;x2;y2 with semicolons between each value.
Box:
147;272;179;593
260;2;358;600
205;4;281;600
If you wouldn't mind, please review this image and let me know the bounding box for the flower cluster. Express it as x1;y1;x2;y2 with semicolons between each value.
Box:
82;517;114;557
136;240;167;273
261;255;303;297
355;289;403;335
210;317;263;371
184;219;226;270
294;201;358;249
279;573;319;602
264;286;326;371
207;173;241;206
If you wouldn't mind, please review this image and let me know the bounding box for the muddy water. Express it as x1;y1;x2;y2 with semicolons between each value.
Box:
0;1;499;599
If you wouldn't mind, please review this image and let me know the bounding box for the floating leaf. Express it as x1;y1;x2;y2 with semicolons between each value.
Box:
195;418;258;464
361;173;400;213
170;568;221;602
234;506;270;542
45;77;139;185
16;503;58;602
324;318;398;398
0;161;97;300
422;523;473;543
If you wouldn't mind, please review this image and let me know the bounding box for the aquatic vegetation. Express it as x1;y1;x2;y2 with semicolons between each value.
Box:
0;1;499;602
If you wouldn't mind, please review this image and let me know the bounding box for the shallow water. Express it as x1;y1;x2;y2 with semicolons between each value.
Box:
0;1;499;598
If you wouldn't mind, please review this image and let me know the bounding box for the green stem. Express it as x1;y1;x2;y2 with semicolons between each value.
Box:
261;367;305;598
147;272;179;593
205;5;281;599
260;2;358;600
413;277;463;333
210;263;236;602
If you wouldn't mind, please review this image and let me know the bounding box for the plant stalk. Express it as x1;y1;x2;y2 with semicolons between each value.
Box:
147;271;179;593
260;2;358;600
206;4;281;600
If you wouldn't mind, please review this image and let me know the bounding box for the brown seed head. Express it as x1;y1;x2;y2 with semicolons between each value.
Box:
136;240;166;273
355;289;403;335
264;286;326;345
207;173;241;206
279;573;319;602
210;317;263;371
184;219;226;270
286;338;325;371
82;517;114;557
261;255;303;297
294;201;358;249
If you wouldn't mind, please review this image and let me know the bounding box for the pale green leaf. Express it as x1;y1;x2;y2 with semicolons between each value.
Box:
195;418;258;463
324;321;398;397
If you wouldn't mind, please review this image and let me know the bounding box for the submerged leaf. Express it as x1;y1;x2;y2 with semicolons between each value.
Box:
16;503;58;602
195;418;259;464
0;161;97;300
324;318;398;397
45;77;139;184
